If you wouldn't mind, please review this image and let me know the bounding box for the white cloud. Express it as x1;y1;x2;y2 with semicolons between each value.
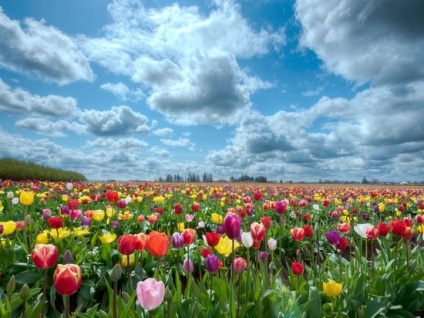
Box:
100;82;144;101
0;79;78;117
152;128;173;137
80;105;149;136
160;137;195;150
0;7;94;84
78;0;284;125
295;0;424;85
15;118;84;137
85;137;148;149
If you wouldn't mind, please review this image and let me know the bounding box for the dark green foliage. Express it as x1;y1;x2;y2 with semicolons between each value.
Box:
0;158;87;181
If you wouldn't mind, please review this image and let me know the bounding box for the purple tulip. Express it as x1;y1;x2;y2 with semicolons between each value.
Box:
325;230;340;245
183;257;194;273
171;233;183;249
205;254;219;273
217;225;225;234
0;224;3;234
116;200;127;209
223;213;241;240
60;206;70;216
81;216;91;227
259;251;269;261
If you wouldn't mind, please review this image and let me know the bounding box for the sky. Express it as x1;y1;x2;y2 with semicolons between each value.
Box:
0;0;423;183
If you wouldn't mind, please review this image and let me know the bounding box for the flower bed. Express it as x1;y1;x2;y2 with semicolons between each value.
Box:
1;180;424;317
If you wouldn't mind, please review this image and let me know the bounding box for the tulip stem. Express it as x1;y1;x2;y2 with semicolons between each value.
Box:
64;295;70;318
42;268;48;317
127;254;131;291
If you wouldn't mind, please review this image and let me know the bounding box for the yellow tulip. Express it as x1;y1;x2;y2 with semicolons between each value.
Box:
378;202;385;213
121;253;135;267
323;280;342;297
106;205;115;218
0;221;17;235
99;230;116;244
36;232;50;244
211;213;223;224
92;209;105;222
153;196;164;204
49;228;71;239
73;227;90;237
177;222;185;232
61;194;69;202
19;191;35;206
214;236;240;257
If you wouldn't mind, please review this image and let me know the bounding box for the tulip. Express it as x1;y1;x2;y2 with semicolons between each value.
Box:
323;280;342;297
223;213;241;240
183;257;194;273
136;278;165;311
48;216;64;229
390;220;407;236
377;222;390;237
211;213;223;224
106;190;119;203
134;233;148;251
354;223;373;238
214;235;240;257
250;222;266;242
233;257;247;274
31;244;59;269
92;209;105;221
0;221;17;235
118;235;137;255
204;232;221;247
325;230;340;245
174;204;183;215
53;264;82;296
291;262;304;275
267;238;277;251
241;232;253;248
259;251;268;261
201;247;212;258
336;237;349;251
290;227;305;241
181;228;196;245
99;230;117;244
67;199;79;210
337;223;351;233
19;191;35;206
171;232;184;249
148;231;169;258
205;254;219;273
275;200;287;214
303;225;314;238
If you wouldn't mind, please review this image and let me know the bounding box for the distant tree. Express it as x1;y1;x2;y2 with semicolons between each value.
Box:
362;176;369;184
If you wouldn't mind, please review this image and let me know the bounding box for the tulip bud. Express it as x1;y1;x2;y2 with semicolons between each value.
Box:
6;275;15;296
110;263;122;282
19;283;30;301
63;249;74;264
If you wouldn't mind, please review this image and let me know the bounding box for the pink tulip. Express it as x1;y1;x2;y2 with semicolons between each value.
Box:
136;278;165;311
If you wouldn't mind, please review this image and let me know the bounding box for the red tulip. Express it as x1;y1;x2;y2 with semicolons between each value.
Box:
303;225;314;238
390;220;406;236
377;222;390;237
205;232;221;247
134;233;148;251
181;228;196;245
233;257;247;274
106;190;119;203
174;204;183;215
118;235;137;255
290;227;305;241
48;216;64;229
336;237;349;251
250;222;266;242
261;216;271;229
148;231;169;258
31;244;59;269
53;264;82;296
291;262;304;275
67;199;79;210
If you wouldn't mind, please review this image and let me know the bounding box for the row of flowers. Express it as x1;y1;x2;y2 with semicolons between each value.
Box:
1;180;424;317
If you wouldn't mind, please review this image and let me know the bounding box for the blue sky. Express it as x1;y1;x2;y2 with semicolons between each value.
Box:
1;0;423;182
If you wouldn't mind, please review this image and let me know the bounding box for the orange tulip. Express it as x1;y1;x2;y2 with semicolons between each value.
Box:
148;231;169;258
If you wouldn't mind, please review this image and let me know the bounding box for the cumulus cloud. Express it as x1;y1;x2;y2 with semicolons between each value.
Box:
79;0;284;124
0;79;78;117
0;7;94;84
85;137;148;150
152;128;173;137
15;118;85;137
295;0;424;85
160;137;195;150
100;82;144;101
80;105;149;136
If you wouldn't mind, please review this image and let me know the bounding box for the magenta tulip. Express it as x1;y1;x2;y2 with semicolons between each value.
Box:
223;213;241;240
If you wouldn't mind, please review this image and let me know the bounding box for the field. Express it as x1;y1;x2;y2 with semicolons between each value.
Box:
1;180;424;317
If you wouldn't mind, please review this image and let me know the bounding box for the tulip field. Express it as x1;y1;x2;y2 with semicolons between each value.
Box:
1;181;424;317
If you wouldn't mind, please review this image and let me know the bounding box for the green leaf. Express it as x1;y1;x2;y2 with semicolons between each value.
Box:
308;286;321;318
364;297;389;318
